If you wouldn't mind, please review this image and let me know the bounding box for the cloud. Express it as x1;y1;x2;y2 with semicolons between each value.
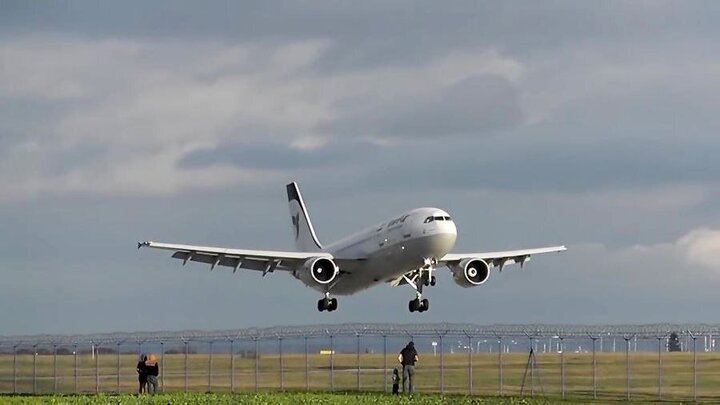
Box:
0;35;526;202
319;75;522;139
678;228;720;273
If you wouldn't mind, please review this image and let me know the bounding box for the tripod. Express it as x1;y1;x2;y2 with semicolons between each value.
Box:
520;347;545;396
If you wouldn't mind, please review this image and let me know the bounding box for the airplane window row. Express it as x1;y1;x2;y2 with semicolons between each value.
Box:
424;216;452;223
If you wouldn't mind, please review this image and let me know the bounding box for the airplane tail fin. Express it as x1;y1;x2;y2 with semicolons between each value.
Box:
286;182;323;252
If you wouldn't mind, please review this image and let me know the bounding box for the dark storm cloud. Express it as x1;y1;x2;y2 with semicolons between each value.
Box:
319;75;522;139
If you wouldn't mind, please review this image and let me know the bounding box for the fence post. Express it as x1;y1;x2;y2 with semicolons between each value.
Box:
254;338;259;392
560;337;565;398
330;335;335;392
590;336;597;400
467;335;473;395
656;337;663;400
497;337;503;396
304;336;309;392
230;340;235;393
383;335;387;393
53;344;58;393
440;334;445;394
32;344;37;394
278;337;283;391
13;345;17;394
691;333;697;401
356;333;361;391
208;341;213;392
184;341;189;392
74;344;78;394
624;336;632;401
95;343;100;394
116;342;121;393
160;341;165;393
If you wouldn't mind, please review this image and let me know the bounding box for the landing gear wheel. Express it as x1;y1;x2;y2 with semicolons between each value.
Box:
421;298;429;312
430;276;437;286
409;298;421;312
318;297;337;312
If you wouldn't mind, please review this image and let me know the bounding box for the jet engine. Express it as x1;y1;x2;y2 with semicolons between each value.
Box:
299;257;338;286
451;258;490;287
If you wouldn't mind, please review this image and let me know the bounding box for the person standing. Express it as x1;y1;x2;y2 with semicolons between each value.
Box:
391;368;400;395
145;354;159;394
136;355;147;394
398;341;418;394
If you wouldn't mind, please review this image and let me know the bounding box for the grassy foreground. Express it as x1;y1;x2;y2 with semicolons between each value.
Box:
0;392;613;404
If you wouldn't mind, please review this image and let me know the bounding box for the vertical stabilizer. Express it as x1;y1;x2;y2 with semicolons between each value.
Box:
286;182;323;252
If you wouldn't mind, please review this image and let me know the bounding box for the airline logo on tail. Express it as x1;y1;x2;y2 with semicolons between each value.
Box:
291;212;300;240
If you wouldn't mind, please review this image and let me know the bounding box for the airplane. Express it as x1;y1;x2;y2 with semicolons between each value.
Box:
138;182;566;313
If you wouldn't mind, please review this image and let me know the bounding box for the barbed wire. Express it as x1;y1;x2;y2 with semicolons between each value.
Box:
0;322;716;346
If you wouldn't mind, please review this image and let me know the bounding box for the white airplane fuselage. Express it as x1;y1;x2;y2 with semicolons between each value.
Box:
299;207;457;295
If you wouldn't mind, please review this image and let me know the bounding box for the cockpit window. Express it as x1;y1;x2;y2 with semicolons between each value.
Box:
424;216;433;223
444;216;452;221
434;216;444;221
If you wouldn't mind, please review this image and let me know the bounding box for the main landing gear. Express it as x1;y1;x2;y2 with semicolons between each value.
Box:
404;258;436;313
409;297;429;312
317;293;338;312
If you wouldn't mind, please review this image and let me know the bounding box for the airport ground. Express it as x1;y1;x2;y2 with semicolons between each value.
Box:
1;351;719;402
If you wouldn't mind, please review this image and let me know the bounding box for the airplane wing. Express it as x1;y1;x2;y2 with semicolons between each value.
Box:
439;245;567;270
138;241;332;274
389;245;566;286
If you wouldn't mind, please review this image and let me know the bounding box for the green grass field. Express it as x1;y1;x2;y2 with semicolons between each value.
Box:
0;392;662;405
1;351;718;402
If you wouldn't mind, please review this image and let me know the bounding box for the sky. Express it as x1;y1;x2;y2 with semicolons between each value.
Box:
1;1;720;335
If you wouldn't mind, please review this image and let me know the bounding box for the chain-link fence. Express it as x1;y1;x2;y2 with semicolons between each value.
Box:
1;323;719;400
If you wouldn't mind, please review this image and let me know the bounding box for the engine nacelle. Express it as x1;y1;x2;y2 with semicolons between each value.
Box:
451;258;490;287
300;257;339;286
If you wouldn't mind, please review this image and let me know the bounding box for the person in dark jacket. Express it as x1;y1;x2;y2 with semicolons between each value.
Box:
398;341;418;393
136;355;147;394
145;354;159;394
